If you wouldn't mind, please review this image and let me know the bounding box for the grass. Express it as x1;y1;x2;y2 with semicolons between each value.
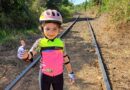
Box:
101;0;130;22
0;28;40;47
77;0;130;23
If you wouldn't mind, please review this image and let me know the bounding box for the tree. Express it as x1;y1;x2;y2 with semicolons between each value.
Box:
91;0;102;5
45;0;62;10
84;0;88;11
62;0;69;6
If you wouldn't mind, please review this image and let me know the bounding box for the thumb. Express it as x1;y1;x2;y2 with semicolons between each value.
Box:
20;40;26;47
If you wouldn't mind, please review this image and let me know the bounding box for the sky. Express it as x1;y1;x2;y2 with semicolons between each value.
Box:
69;0;86;5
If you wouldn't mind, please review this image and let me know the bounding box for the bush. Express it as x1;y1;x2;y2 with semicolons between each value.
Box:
101;0;130;22
0;28;39;45
59;5;74;19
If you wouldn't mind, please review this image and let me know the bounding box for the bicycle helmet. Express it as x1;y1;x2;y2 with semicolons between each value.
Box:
39;9;63;24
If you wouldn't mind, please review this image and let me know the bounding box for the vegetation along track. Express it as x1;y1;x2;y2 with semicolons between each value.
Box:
3;16;112;90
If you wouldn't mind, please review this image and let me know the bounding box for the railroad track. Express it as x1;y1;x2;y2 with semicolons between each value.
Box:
86;18;112;90
5;16;112;90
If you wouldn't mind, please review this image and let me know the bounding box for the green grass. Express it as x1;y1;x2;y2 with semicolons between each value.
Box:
101;0;130;22
0;28;40;45
75;0;130;23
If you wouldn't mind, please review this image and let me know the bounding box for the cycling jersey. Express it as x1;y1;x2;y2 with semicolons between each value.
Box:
29;37;65;76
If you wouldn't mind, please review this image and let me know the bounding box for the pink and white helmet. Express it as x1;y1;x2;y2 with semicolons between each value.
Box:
39;9;63;24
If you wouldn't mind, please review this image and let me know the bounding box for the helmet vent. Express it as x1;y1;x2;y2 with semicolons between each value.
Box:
57;13;60;16
46;12;50;15
52;12;55;16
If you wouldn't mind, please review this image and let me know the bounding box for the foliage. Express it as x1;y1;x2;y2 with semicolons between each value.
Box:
62;0;73;6
91;0;101;5
75;0;130;22
101;0;130;22
0;0;74;29
59;5;74;18
45;0;61;10
0;28;40;45
0;0;46;29
45;0;74;18
0;0;75;45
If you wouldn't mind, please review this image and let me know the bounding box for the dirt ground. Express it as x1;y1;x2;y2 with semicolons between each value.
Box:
0;12;130;90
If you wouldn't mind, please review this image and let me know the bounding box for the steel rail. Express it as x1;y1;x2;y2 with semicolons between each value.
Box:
5;15;79;90
86;18;112;90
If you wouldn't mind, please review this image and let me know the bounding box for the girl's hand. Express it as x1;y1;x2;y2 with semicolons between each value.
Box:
17;40;29;61
21;50;29;60
68;72;75;84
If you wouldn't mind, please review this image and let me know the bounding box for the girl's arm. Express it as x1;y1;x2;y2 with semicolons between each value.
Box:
64;55;75;84
27;39;41;58
63;44;73;73
64;55;73;73
27;38;41;60
63;45;75;84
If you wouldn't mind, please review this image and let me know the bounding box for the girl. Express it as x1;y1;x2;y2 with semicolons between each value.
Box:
17;9;75;90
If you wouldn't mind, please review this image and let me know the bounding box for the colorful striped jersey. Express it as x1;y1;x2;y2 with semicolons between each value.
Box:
29;38;66;76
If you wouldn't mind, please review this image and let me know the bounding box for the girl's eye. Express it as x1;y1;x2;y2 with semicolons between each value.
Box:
45;28;58;31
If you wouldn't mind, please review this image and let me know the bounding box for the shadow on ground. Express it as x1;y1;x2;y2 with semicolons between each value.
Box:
64;17;96;23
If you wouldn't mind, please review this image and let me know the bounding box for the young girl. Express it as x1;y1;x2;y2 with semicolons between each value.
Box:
17;9;75;90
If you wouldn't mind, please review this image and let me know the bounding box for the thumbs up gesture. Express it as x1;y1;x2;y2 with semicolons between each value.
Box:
17;40;28;60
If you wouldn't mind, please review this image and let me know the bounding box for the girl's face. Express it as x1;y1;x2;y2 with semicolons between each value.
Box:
42;23;60;39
